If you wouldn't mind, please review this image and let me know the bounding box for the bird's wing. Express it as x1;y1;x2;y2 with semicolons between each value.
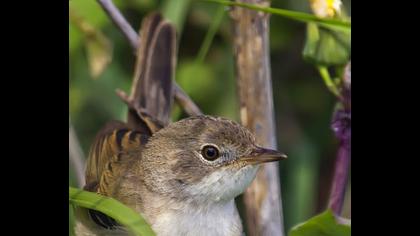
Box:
77;12;177;233
79;120;150;231
84;120;149;196
127;12;176;131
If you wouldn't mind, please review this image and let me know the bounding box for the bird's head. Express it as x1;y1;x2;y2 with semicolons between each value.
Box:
140;116;287;205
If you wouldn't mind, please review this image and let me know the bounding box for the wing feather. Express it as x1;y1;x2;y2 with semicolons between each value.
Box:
84;120;149;195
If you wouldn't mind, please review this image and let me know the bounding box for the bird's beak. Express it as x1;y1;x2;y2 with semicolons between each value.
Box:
240;146;288;165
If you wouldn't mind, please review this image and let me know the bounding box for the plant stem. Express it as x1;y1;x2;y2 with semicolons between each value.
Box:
162;0;192;34
196;5;225;63
173;85;203;116
231;0;285;234
318;66;340;98
202;0;351;33
69;122;86;187
328;137;350;214
97;0;139;51
328;70;351;216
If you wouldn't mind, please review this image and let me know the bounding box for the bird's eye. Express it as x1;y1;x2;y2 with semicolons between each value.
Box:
201;145;220;161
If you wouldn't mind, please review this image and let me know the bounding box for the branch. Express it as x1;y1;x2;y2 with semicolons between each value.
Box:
69;122;86;188
96;0;202;116
231;0;284;235
173;84;203;116
116;88;141;112
97;0;138;50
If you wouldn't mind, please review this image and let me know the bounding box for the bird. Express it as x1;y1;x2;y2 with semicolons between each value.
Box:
73;12;287;236
74;115;287;236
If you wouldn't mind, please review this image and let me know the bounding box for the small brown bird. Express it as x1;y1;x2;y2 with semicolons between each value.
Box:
75;115;287;236
74;12;287;236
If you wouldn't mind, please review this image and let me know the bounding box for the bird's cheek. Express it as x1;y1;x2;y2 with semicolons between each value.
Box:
239;165;259;188
223;165;259;199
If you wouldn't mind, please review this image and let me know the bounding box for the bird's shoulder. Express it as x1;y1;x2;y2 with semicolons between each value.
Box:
84;120;150;196
77;120;151;234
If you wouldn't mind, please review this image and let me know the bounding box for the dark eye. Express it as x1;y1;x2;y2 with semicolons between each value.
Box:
201;145;220;161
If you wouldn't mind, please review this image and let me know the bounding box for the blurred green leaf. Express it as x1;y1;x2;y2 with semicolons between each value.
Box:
303;23;350;66
69;0;127;52
85;35;112;79
69;204;76;236
69;23;82;53
202;0;350;33
289;209;351;236
128;0;157;11
162;0;192;34
176;61;216;104
69;0;112;29
69;187;155;236
284;137;318;230
70;8;113;79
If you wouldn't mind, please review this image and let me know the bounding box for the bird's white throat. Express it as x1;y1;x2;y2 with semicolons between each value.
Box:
152;199;242;236
75;165;259;236
186;164;259;203
152;165;258;236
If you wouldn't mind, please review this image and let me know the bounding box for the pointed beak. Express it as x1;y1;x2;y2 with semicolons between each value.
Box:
240;146;288;165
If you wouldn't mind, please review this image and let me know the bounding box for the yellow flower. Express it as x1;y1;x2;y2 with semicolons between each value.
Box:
310;0;342;18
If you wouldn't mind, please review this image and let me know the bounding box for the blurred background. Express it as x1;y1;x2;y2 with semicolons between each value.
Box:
69;0;351;234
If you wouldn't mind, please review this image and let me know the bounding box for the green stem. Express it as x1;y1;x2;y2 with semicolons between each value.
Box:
162;0;192;35
318;66;340;98
196;5;225;63
201;0;350;33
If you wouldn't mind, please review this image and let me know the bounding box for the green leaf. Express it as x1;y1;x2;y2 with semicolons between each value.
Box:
176;61;216;104
68;0;127;52
201;0;350;33
70;8;113;79
303;23;350;66
69;187;155;236
289;209;351;236
69;0;116;29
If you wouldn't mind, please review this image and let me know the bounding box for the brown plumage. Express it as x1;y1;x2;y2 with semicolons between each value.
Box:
84;121;147;195
126;12;175;132
76;116;287;236
74;12;287;236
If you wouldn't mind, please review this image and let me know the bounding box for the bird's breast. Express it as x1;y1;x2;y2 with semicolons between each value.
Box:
151;200;243;236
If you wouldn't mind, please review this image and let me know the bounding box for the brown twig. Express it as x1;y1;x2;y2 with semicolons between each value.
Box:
230;0;284;235
97;0;138;50
116;88;139;110
69;122;86;188
173;84;203;116
96;0;202;116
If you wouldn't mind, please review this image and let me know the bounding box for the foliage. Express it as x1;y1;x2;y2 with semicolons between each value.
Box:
69;187;155;236
289;209;350;236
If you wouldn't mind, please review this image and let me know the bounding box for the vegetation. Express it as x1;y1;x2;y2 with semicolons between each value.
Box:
69;0;351;235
